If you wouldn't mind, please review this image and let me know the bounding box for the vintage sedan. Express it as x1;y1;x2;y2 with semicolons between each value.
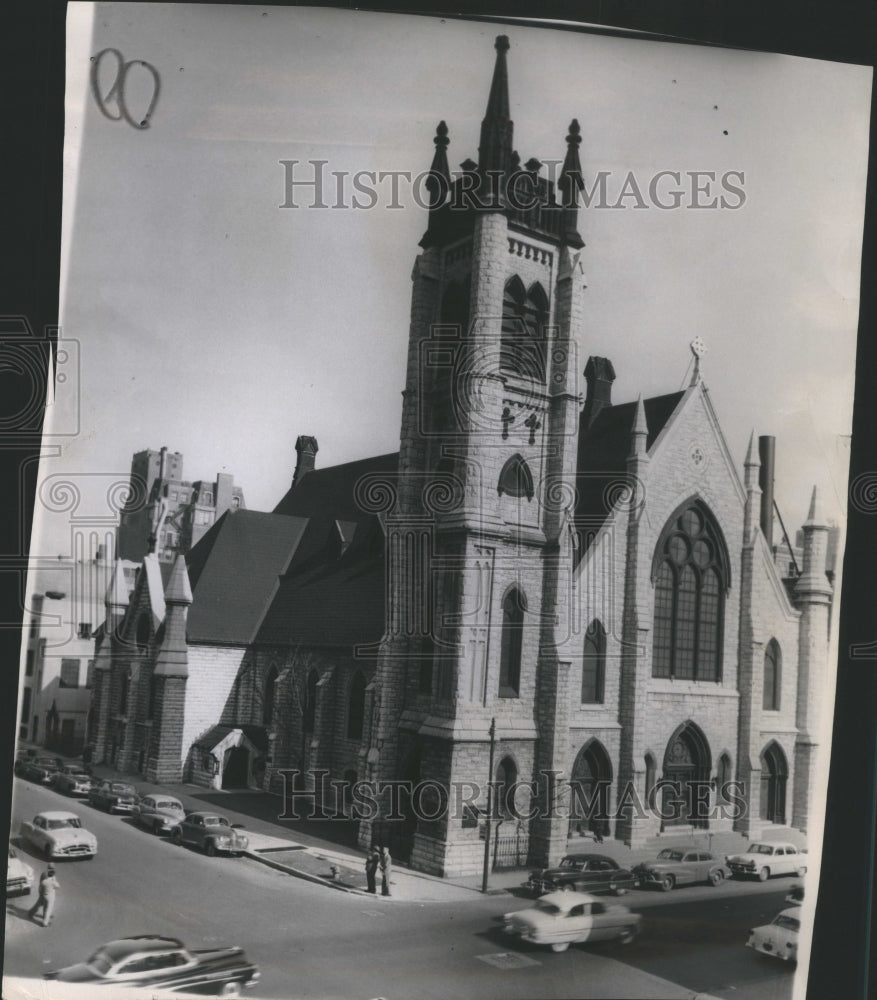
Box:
634;848;731;890
44;935;261;995
171;812;249;856
88;780;139;814
504;891;641;952
746;906;801;962
133;794;186;834
525;854;638;896
7;844;35;896
727;842;807;881
17;755;61;784
53;764;94;796
20;811;97;860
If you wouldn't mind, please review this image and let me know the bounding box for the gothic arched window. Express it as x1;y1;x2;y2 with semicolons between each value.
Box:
495;756;518;817
497;454;534;500
763;639;781;711
304;668;318;733
581;619;606;704
499;587;526;698
347;670;366;740
652;500;729;681
501;277;547;381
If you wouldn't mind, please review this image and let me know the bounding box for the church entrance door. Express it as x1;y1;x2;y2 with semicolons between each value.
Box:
662;722;711;829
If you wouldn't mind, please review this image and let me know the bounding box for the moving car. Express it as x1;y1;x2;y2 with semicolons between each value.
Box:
525;854;638;896
727;842;807;881
133;794;186;834
17;756;61;784
634;848;731;890
7;844;35;896
171;812;248;856
746;906;801;962
53;764;94;796
19;811;98;860
88;780;139;813
44;935;261;995
504;891;641;952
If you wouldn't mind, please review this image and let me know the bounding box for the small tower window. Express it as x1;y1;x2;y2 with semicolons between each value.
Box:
263;665;278;725
501;277;547;381
763;639;781;711
347;670;366;740
581;620;606;704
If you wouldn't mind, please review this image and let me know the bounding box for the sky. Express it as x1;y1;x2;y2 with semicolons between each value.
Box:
32;2;872;565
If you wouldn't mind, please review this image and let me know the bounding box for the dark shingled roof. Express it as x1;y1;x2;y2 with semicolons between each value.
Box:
273;452;399;520
186;510;307;645
574;391;685;554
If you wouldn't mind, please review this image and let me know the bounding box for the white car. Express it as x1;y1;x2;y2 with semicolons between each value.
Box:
7;845;35;895
20;811;98;861
726;842;807;881
503;891;641;952
746;906;801;962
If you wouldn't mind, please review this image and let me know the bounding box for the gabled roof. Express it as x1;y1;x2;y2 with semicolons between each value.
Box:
273;452;398;520
192;723;269;753
257;516;386;649
186;510;307;645
574;391;685;551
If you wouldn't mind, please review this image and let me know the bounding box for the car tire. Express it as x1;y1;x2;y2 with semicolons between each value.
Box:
550;942;569;953
219;982;242;997
660;874;675;892
758;867;770;882
206;841;217;858
172;828;183;845
153;821;163;835
618;926;637;945
611;883;627;896
560;883;573;892
796;866;807;878
708;869;724;886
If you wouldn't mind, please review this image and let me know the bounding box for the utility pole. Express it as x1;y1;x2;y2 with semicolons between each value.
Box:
481;717;496;894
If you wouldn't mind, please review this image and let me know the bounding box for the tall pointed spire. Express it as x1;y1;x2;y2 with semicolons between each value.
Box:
805;484;826;528
478;36;513;194
629;395;648;458
425;121;451;209
558;119;585;248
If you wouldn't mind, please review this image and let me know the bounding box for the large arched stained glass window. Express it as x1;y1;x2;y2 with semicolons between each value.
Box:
652;501;729;681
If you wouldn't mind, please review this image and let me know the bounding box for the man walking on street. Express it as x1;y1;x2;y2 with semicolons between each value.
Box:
365;846;380;894
380;846;392;897
29;865;59;927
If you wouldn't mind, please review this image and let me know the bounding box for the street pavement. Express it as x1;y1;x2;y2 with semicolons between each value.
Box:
4;776;802;1000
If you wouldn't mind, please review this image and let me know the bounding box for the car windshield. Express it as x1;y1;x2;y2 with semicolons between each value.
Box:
156;800;182;810
202;816;230;827
110;784;135;794
46;817;81;830
35;759;56;767
535;901;562;915
773;914;800;932
746;844;773;854
657;850;683;861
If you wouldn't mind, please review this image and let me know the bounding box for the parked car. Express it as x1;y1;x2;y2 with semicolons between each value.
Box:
132;794;186;834
88;780;139;814
44;935;261;995
7;844;35;896
634;848;731;890
19;811;97;860
727;842;807;881
786;882;805;905
17;756;61;784
503;891;641;952
13;747;38;776
171;812;248;856
746;906;801;962
525;854;638;896
53;764;94;796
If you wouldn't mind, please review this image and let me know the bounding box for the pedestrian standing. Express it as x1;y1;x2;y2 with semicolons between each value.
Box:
365;846;380;894
29;866;60;927
380;846;392;897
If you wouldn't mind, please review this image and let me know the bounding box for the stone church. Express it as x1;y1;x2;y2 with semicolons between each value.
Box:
87;36;832;877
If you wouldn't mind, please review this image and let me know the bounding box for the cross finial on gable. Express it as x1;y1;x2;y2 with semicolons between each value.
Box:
689;337;707;386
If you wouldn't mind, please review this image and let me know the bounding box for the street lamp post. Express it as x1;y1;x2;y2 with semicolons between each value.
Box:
481;717;496;894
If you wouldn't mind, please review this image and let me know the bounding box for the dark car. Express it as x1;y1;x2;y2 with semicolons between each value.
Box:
88;780;139;813
44;935;260;995
525;854;639;896
17;756;61;784
633;849;731;890
53;765;94;796
171;812;248;856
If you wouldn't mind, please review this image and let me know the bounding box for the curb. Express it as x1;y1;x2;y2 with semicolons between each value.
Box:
245;849;369;895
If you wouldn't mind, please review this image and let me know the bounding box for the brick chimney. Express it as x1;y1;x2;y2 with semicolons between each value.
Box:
583;357;616;427
293;436;319;487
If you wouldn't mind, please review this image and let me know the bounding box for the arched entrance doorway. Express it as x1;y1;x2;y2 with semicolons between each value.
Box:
760;742;788;824
570;740;612;839
662;722;711;828
222;745;250;789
